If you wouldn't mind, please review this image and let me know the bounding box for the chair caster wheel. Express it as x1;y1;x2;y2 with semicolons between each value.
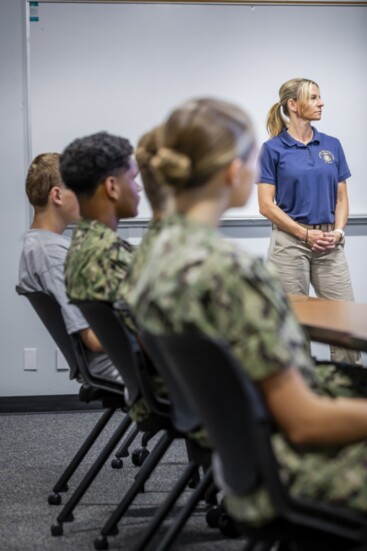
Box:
94;535;109;550
51;523;63;536
111;458;123;469
48;493;62;505
218;513;241;539
131;447;149;467
206;506;221;528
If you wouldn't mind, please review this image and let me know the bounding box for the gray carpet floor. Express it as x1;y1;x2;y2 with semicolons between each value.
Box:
0;410;247;551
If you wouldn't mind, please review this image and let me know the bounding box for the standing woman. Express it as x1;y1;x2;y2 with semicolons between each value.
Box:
257;78;361;365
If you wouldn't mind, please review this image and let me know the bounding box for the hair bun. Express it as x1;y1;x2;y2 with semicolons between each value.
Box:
150;147;192;186
135;146;151;168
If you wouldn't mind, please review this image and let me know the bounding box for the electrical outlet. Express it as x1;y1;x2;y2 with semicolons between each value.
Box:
55;349;69;371
24;348;37;371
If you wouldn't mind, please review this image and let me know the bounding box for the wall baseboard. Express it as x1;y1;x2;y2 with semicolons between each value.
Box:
0;394;103;414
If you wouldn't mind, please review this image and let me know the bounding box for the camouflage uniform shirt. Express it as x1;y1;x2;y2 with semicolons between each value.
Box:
64;218;150;419
65;218;136;332
129;214;367;524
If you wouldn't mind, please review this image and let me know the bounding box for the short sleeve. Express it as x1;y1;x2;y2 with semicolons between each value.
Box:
211;256;313;381
257;142;277;185
336;140;351;182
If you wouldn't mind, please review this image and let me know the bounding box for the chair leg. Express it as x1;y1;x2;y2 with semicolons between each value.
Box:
204;481;218;506
48;408;116;504
141;430;157;448
184;440;201;489
154;466;213;551
134;460;200;551
94;431;174;550
51;414;132;536
111;423;139;468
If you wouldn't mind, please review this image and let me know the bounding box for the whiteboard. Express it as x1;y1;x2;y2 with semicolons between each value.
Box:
28;2;367;219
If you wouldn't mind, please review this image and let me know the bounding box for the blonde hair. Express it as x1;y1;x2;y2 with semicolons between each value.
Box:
149;98;255;192
135;126;171;211
26;153;62;207
266;78;318;138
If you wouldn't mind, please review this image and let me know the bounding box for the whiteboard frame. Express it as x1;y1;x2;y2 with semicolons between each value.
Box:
24;0;367;226
28;1;367;6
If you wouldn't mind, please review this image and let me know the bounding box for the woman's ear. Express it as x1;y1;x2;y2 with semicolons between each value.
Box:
287;97;297;114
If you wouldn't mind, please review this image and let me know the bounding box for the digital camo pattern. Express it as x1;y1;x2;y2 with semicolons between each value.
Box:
64;218;136;333
129;214;367;524
64;218;166;424
313;361;367;398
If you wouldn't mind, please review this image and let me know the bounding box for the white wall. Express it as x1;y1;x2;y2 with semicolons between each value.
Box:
0;0;366;397
0;0;79;396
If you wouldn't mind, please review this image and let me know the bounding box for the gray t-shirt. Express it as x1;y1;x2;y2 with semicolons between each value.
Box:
18;229;122;384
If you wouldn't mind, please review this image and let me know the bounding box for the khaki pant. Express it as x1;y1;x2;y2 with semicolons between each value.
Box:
268;226;362;366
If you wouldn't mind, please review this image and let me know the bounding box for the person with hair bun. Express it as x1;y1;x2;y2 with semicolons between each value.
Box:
122;125;174;299
257;78;361;366
129;97;367;525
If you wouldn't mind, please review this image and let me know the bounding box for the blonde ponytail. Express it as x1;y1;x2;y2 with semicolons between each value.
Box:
266;102;287;138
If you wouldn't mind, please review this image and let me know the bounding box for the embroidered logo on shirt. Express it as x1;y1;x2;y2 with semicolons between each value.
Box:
319;150;334;164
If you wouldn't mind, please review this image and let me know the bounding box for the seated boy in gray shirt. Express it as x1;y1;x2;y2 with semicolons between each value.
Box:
18;153;122;386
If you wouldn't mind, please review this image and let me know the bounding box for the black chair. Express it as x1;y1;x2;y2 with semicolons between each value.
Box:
75;300;215;551
16;286;80;381
134;330;215;551
15;287;137;527
73;299;178;550
147;332;367;551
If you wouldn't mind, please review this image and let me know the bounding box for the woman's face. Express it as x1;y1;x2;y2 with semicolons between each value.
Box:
297;84;324;121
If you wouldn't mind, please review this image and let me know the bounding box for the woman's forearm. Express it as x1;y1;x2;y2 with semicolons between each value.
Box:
260;199;308;241
258;184;308;240
334;181;349;230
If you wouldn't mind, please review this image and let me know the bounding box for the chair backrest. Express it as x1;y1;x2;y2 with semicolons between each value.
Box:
16;286;79;380
146;332;277;497
141;332;367;542
140;330;201;434
72;300;140;406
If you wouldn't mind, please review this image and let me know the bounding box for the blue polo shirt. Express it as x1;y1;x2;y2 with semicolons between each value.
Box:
257;127;351;224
